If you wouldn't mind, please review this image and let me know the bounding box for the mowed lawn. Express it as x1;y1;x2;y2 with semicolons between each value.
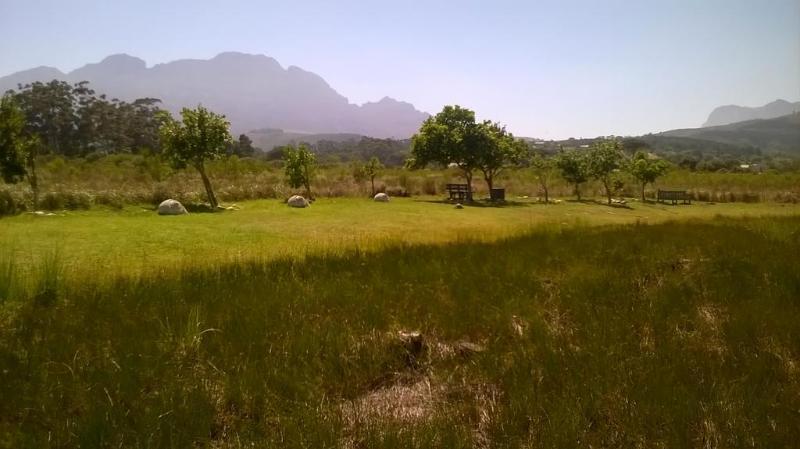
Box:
1;196;799;279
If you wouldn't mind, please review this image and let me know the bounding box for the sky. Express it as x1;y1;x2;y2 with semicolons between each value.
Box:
0;0;798;139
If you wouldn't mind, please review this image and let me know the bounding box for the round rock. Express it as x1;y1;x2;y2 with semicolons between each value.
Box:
373;192;390;202
157;199;188;215
287;195;309;208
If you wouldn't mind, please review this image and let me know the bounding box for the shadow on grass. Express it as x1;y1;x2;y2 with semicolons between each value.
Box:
413;198;533;208
562;198;635;210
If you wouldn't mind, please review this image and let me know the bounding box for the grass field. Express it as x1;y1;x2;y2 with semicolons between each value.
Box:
1;197;799;288
1;213;799;447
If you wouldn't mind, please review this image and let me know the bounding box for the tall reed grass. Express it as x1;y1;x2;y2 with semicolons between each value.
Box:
1;216;798;447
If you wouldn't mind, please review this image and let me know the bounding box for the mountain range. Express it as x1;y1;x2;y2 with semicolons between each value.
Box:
661;112;800;153
0;52;429;138
703;99;800;127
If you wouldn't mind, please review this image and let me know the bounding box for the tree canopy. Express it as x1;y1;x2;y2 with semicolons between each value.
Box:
0;95;30;183
555;148;590;200
587;139;624;204
283;143;316;198
159;106;232;209
7;80;163;156
627;150;670;201
474;122;528;191
408;105;526;201
528;151;557;203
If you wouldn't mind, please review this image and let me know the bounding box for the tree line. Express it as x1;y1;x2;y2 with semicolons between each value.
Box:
2;98;672;211
407;105;671;204
0;81;257;209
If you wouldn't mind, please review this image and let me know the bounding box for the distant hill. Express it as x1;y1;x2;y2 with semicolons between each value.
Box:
0;52;429;138
661;113;800;154
703;99;800;127
248;129;364;151
250;129;411;166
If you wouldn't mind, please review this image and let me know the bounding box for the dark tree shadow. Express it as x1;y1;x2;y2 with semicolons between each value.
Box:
413;198;533;208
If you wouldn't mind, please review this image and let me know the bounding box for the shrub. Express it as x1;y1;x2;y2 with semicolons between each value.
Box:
40;191;93;211
64;191;93;210
150;183;172;205
39;192;65;211
94;191;125;209
0;188;26;216
422;177;438;196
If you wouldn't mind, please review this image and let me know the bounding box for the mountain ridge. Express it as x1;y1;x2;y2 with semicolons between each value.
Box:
661;112;800;154
0;52;429;138
703;99;800;127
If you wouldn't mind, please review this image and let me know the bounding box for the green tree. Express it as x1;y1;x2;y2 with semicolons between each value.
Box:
284;143;316;198
529;151;557;203
0;94;41;207
227;133;256;157
627;150;670;201
10;80;164;156
555;148;590;200
587;139;624;204
351;161;367;183
363;156;384;196
407;105;482;202
12;80;77;156
159;106;232;209
475;122;528;192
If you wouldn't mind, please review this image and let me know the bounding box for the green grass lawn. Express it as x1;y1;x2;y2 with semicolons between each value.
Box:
1;196;799;285
1;216;798;447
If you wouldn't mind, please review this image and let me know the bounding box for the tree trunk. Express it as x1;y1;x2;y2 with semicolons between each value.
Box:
464;170;474;203
27;155;39;210
196;163;218;209
485;173;493;193
641;183;646;202
370;176;376;196
542;183;549;204
575;183;581;201
604;179;612;205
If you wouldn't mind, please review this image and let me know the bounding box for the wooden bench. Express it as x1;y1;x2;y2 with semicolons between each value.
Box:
657;189;691;205
446;183;472;202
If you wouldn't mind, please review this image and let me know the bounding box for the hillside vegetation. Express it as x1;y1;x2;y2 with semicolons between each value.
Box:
660;113;800;154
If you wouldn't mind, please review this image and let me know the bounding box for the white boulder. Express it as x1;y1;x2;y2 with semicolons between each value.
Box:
157;199;188;215
287;195;309;208
373;192;390;202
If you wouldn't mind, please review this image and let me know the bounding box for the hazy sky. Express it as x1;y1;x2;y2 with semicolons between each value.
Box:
1;0;798;138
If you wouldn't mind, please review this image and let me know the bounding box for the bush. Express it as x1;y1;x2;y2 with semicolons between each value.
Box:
0;188;26;216
94;191;125;210
150;183;172;205
64;191;93;210
39;192;65;211
39;191;93;211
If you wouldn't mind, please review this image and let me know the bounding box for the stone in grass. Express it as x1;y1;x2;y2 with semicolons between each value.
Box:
454;203;464;209
157;199;188;215
287;195;309;208
373;192;390;202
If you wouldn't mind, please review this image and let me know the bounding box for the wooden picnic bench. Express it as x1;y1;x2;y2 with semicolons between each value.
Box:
657;189;691;205
446;183;473;202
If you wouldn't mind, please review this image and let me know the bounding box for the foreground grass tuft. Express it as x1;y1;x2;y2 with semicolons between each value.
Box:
1;217;799;447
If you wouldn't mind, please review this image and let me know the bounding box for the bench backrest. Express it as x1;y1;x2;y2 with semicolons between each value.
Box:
657;190;688;199
446;184;469;192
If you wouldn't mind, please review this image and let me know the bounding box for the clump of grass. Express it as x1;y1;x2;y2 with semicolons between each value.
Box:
0;252;16;303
